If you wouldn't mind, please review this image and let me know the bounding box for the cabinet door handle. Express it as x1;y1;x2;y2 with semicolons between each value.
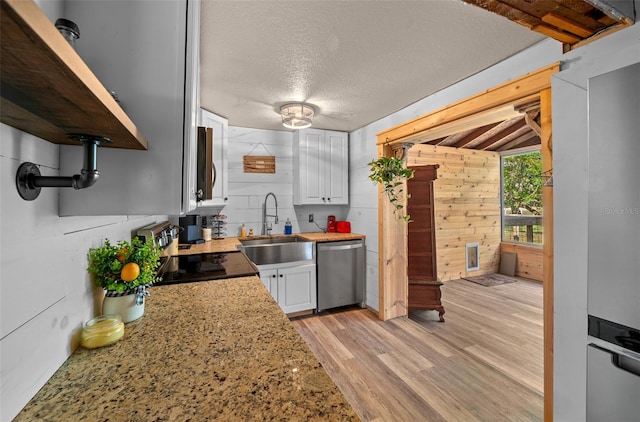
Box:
279;274;283;278
272;274;276;278
212;161;217;195
327;197;331;202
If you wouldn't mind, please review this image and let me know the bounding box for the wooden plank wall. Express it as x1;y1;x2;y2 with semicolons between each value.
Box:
500;242;544;282
407;145;501;281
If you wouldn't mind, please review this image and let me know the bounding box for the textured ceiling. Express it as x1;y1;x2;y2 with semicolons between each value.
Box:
199;0;547;132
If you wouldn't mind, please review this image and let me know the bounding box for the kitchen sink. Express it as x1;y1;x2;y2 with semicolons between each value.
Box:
239;240;313;265
239;236;299;246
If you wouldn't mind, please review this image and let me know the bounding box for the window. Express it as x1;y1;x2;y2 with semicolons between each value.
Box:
501;150;543;245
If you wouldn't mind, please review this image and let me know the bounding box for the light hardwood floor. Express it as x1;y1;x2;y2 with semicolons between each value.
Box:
291;278;543;422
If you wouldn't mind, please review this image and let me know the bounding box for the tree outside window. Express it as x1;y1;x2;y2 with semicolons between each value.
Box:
501;151;543;244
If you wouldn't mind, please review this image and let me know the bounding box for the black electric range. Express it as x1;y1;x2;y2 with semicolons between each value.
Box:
154;251;258;286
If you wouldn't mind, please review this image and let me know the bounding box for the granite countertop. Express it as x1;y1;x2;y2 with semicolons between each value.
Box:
177;232;365;256
15;277;359;421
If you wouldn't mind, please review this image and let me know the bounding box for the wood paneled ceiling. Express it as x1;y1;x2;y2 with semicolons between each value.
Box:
424;102;542;152
462;0;635;50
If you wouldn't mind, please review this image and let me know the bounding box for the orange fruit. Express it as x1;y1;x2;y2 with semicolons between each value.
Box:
116;248;128;263
120;262;140;282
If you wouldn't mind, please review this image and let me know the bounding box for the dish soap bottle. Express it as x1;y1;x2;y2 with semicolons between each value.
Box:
284;218;292;235
240;224;246;237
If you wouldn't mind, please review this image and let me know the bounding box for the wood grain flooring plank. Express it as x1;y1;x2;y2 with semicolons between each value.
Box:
329;322;444;420
386;317;457;358
299;314;440;421
465;344;544;394
419;354;542;422
298;314;354;361
290;278;544;422
295;319;381;421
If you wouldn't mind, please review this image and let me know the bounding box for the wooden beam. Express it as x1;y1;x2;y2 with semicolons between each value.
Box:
542;12;594;37
377;63;559;147
476;118;528;150
532;23;582;44
540;88;554;422
381;104;522;146
524;109;542;137
451;123;500;148
567;19;634;51
496;129;539;151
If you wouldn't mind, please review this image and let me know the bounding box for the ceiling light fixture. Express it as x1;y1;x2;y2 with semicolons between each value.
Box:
280;103;315;130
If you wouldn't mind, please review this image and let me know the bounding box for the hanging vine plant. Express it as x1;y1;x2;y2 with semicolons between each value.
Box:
368;156;415;221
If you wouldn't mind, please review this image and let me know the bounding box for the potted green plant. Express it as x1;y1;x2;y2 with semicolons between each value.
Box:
88;237;161;322
368;156;415;221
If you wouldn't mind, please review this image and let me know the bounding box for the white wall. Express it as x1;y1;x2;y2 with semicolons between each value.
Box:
0;129;167;422
0;3;167;421
195;126;349;237
346;38;563;311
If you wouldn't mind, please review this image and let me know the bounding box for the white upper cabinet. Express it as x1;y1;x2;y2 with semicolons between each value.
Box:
293;129;349;205
197;109;229;208
58;0;200;215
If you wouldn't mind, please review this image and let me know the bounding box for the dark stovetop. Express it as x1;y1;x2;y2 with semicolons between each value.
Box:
153;251;258;286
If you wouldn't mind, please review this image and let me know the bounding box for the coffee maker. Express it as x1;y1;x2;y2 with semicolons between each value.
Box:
327;215;336;233
179;215;204;244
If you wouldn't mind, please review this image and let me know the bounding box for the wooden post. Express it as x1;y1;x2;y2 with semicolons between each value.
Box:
540;88;554;422
526;225;534;243
377;142;408;321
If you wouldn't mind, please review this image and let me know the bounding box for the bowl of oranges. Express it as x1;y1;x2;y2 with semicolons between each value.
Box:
88;237;161;323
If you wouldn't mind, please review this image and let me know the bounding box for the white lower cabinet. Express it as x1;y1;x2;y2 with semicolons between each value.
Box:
258;263;316;314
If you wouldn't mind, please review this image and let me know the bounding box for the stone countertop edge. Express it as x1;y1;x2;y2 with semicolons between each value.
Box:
178;232;366;255
15;277;360;421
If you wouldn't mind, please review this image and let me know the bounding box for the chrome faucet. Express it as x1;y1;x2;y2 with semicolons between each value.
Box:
262;192;279;235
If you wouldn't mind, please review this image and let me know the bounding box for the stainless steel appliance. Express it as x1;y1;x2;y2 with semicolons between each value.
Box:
316;239;365;312
586;62;640;421
154;251;258;286
136;220;179;248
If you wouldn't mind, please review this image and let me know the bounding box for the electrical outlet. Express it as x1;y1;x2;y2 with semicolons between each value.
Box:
308;214;314;223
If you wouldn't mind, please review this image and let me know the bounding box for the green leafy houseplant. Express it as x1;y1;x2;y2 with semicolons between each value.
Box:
88;237;162;293
368;156;415;221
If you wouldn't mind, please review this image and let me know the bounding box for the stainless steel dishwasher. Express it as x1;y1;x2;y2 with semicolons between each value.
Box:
316;239;365;312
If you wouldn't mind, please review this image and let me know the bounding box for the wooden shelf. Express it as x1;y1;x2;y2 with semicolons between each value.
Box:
0;0;148;150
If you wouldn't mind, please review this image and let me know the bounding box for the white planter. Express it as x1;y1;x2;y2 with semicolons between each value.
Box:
102;291;145;323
